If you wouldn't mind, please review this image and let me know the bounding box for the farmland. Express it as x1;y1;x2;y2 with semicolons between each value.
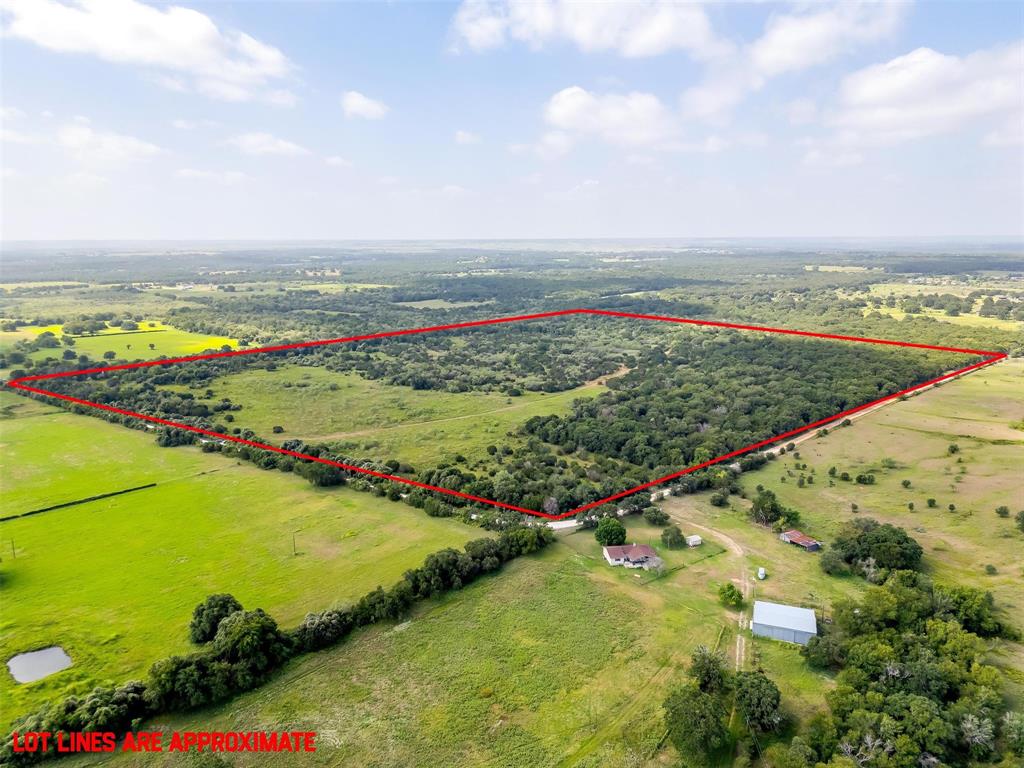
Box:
63;517;745;768
3;321;238;363
1;245;1022;768
190;365;607;466
0;392;477;722
55;341;1024;766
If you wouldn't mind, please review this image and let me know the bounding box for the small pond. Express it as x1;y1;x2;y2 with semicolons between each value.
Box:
7;646;73;683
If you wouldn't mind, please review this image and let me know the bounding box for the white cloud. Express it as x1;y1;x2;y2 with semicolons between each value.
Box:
57;122;163;164
450;0;730;60
0;0;293;103
455;129;481;144
342;91;389;120
544;85;676;147
175;168;248;184
325;155;352;167
829;41;1024;147
750;2;905;79
682;2;908;121
1;106;26;121
439;183;468;196
226;131;309;156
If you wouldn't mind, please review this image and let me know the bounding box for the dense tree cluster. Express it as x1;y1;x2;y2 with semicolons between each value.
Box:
797;570;1015;767
826;518;924;580
524;333;957;471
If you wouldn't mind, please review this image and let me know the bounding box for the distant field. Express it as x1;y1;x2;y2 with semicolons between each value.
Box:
193;366;605;466
0;321;238;362
867;280;1024;298
865;304;1021;331
395;298;494;309
0;394;477;722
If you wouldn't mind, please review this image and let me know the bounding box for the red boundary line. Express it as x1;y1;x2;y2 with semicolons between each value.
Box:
5;308;1007;521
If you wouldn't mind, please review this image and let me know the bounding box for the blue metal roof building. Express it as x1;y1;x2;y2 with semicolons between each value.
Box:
751;600;818;645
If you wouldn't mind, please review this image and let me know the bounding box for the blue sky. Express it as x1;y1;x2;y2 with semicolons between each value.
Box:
1;0;1021;240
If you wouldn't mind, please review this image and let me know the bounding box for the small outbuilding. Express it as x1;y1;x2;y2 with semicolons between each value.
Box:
685;534;702;547
779;529;821;552
751;600;818;645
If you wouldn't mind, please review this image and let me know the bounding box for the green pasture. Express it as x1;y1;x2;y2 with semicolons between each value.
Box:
71;516;747;768
192;366;605;466
0;397;477;723
865;304;1021;331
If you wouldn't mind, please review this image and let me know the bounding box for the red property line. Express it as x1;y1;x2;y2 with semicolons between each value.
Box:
6;309;1007;521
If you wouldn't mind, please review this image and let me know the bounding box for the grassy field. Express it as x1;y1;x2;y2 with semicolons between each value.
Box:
720;357;1024;708
23;321;237;363
1;321;237;363
738;357;1023;617
0;393;478;723
865;304;1021;331
191;366;606;466
69;515;751;768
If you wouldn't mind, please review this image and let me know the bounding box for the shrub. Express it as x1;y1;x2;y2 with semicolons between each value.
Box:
819;549;849;576
643;506;670;526
718;582;744;608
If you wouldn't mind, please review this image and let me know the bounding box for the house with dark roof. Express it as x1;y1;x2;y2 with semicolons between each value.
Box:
779;529;821;552
603;543;662;570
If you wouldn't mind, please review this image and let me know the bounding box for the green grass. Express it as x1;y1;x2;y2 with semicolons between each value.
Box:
0;397;478;724
17;321;238;364
68;527;740;768
864;305;1021;331
190;366;605;466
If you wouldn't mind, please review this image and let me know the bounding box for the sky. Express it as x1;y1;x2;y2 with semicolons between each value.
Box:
1;0;1022;241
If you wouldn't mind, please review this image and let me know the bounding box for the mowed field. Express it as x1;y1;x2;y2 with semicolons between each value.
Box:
193;366;606;466
0;391;478;723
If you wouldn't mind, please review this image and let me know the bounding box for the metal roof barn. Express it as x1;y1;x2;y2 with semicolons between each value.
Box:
751;600;818;645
